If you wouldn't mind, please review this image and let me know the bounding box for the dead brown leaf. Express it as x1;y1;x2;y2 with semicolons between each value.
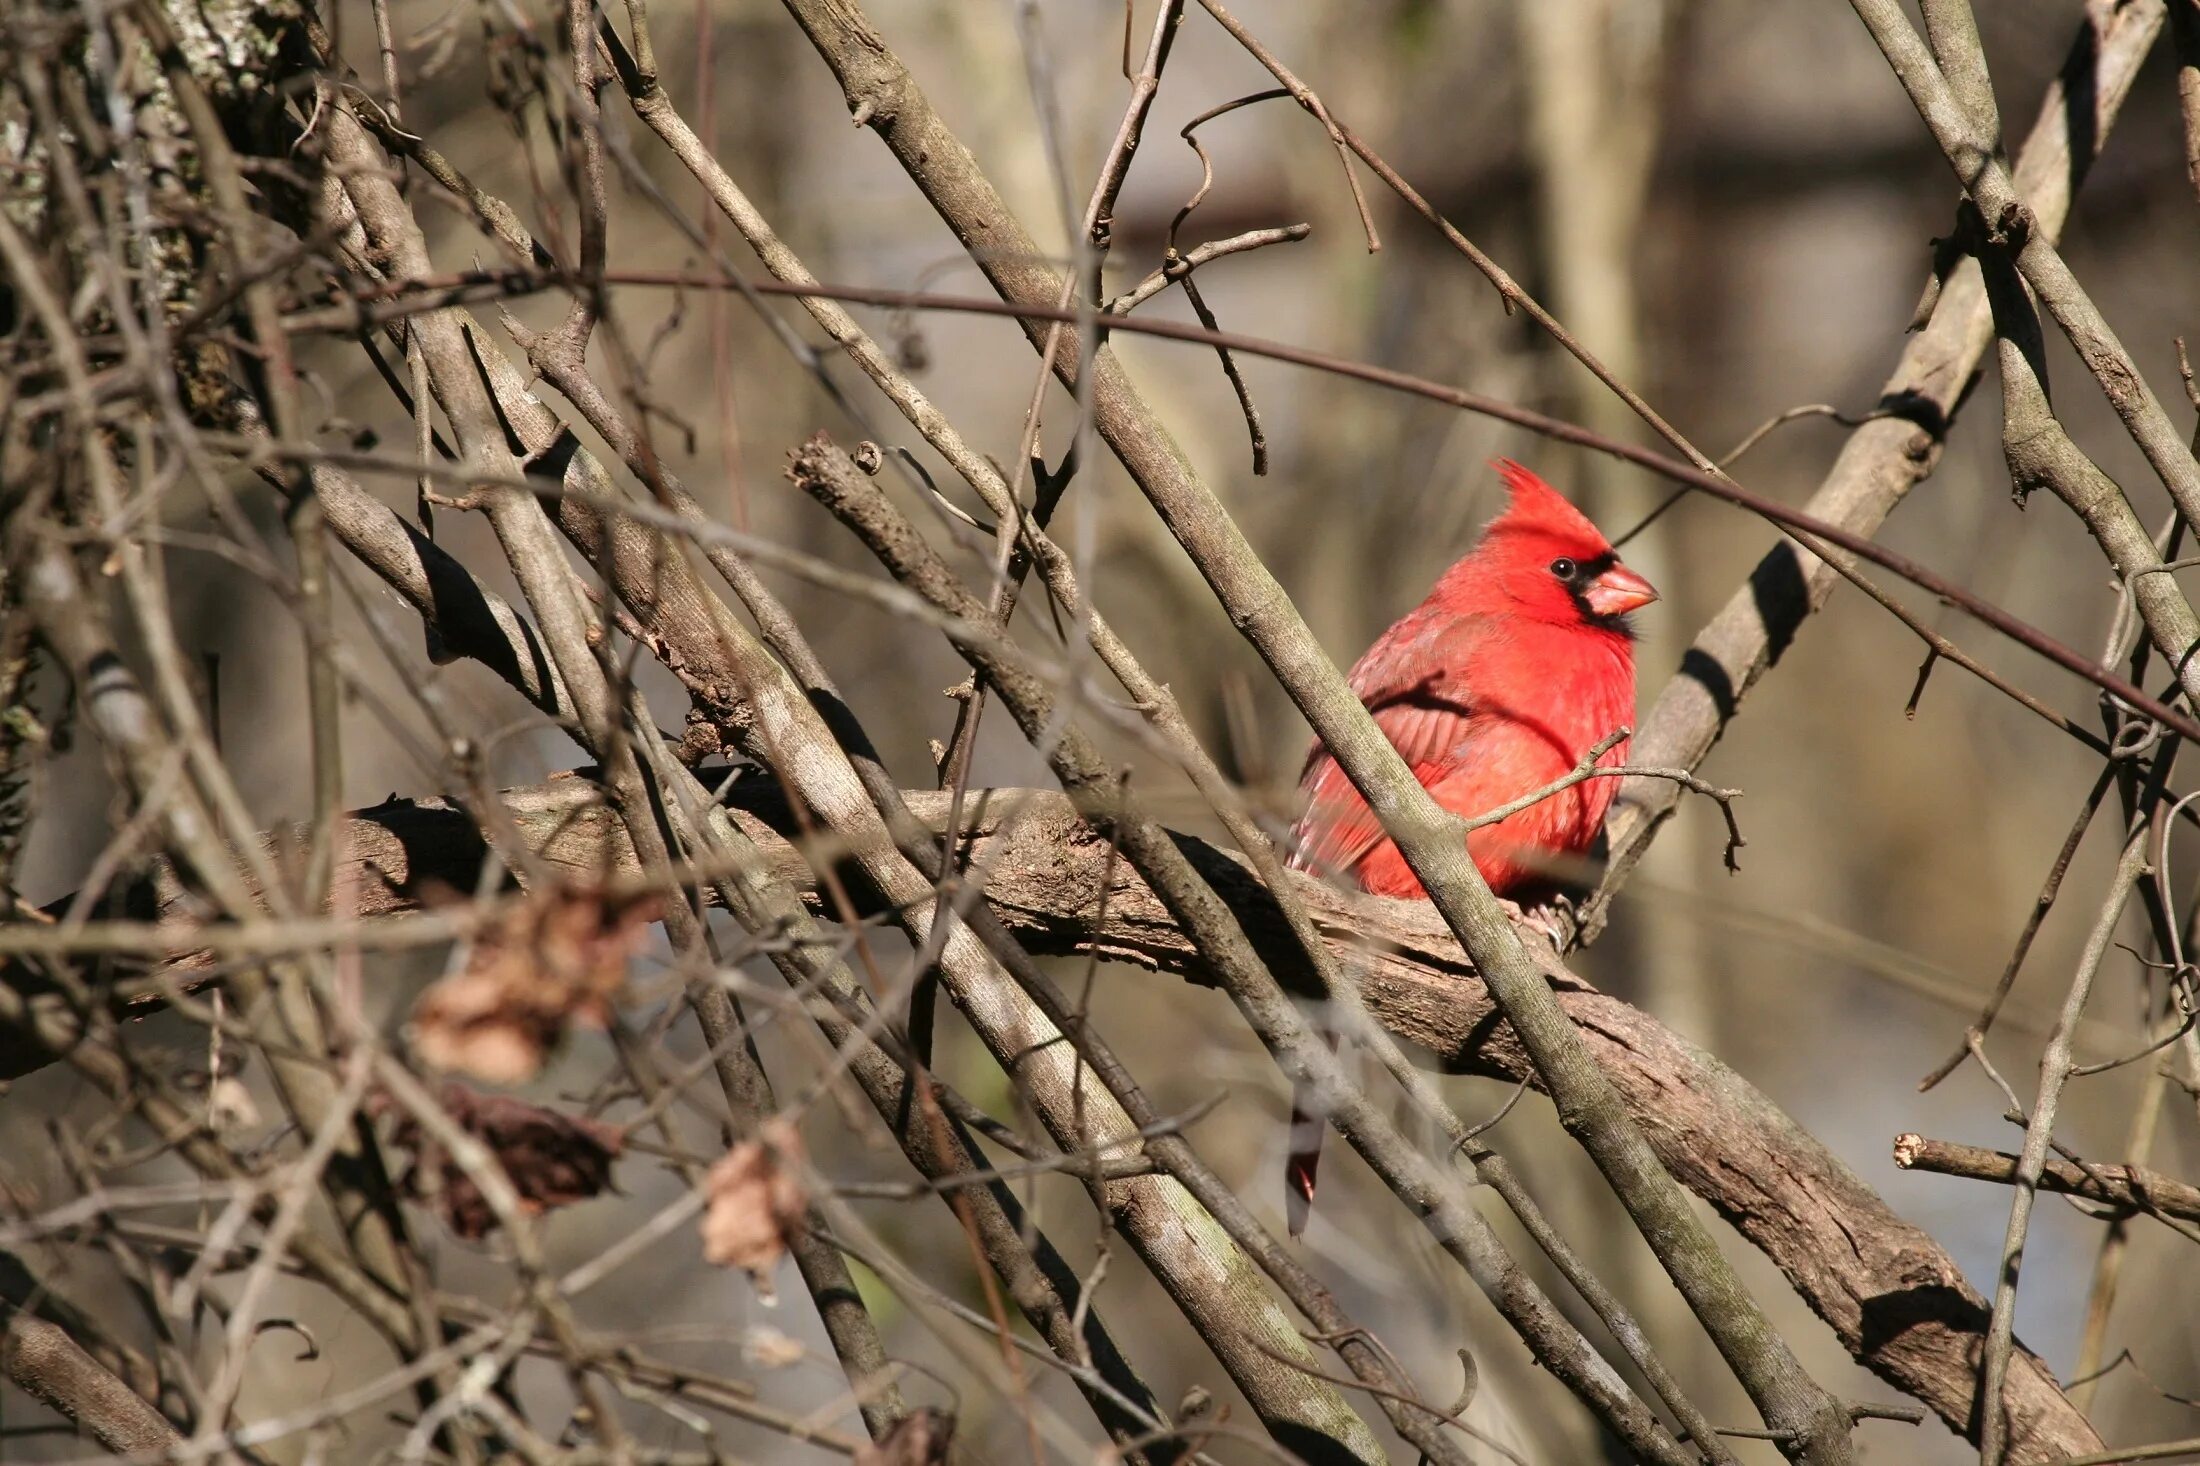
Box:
741;1325;807;1369
378;1082;625;1241
700;1119;809;1299
407;883;660;1083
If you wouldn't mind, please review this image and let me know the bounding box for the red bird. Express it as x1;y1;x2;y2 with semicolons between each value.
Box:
1283;461;1656;1235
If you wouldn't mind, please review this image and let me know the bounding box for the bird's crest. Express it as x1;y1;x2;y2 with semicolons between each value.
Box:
1488;460;1608;549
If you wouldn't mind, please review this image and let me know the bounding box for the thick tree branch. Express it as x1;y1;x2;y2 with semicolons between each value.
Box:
791;436;1678;1465
2;1313;182;1458
4;777;2104;1459
773;3;1850;1455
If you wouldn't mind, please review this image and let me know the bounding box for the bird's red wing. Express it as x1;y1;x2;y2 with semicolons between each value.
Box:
1289;610;1488;880
1288;695;1479;882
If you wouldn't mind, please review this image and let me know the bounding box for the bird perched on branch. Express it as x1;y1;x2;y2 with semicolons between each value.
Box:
1283;460;1656;1235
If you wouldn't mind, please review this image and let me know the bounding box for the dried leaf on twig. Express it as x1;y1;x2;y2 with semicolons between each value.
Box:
378;1082;625;1241
701;1119;809;1300
742;1326;807;1369
407;883;660;1083
204;1076;260;1134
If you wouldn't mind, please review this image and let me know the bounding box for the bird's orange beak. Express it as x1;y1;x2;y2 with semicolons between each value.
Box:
1584;562;1658;617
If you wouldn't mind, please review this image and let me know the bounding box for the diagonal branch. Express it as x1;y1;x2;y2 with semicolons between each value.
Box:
1;777;2107;1459
1849;0;2200;540
790;434;1683;1466
294;78;1381;1462
2;1313;183;1458
1588;0;2165;940
771;3;1852;1455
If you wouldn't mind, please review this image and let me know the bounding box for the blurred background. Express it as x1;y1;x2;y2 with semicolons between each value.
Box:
10;0;2200;1460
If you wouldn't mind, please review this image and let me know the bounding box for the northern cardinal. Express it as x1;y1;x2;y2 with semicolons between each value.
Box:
1282;461;1656;1235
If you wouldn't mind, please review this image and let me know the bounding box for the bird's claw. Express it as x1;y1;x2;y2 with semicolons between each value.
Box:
1496;895;1573;949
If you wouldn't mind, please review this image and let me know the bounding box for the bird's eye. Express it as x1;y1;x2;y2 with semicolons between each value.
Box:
1549;557;1578;581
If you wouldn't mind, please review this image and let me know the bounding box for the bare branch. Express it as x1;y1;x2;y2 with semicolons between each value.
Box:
1893;1133;2200;1232
4;777;2105;1457
2;1314;182;1458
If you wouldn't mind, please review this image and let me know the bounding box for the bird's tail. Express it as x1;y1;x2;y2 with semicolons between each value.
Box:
1284;1028;1343;1237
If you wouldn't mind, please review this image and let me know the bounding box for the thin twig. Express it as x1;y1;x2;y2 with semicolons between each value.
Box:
1104;224;1311;315
1973;819;2152;1464
285;268;2200;749
1893;1132;2200;1232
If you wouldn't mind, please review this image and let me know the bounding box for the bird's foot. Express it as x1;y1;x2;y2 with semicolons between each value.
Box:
1496;894;1574;950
